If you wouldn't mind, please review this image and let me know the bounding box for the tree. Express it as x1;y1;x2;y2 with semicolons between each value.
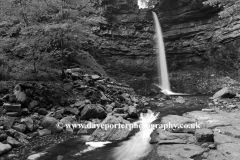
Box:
0;0;106;80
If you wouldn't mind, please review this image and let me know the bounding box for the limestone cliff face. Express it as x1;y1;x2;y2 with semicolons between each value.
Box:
92;0;240;80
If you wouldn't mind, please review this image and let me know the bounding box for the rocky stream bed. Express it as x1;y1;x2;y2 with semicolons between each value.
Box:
0;68;240;160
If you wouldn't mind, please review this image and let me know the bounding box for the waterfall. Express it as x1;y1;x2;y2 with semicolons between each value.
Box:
113;111;159;160
152;12;171;91
152;12;189;96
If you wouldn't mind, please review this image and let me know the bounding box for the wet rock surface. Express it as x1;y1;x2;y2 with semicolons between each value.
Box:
156;144;206;160
150;90;240;160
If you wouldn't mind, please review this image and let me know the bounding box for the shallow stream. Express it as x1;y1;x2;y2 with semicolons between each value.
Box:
3;96;210;160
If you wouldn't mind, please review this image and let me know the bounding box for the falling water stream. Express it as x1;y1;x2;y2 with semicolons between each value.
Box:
113;111;159;160
152;12;189;96
152;12;170;92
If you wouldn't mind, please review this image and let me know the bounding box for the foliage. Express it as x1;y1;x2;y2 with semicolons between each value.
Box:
0;0;106;80
0;0;104;25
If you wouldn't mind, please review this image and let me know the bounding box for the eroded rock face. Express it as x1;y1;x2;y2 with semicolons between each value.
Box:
91;0;240;91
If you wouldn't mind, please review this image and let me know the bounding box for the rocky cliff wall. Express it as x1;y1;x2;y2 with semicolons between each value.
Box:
92;0;240;76
88;0;240;94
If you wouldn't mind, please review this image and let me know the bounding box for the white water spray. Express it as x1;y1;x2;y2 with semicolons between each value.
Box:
74;136;111;156
152;12;190;96
113;111;159;160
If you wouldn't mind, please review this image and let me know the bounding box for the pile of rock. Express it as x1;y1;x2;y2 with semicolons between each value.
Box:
208;86;240;110
0;68;142;156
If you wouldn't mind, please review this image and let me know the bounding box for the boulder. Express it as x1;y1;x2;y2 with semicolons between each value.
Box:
60;116;77;125
12;124;26;133
91;75;101;80
41;117;58;127
212;87;235;99
0;142;12;155
21;117;34;131
65;68;83;74
195;128;214;142
38;108;48;115
64;107;79;115
113;108;124;114
14;131;29;144
3;94;10;100
5;129;16;137
130;96;139;103
80;104;107;120
9;94;17;103
0;134;7;142
18;83;34;90
127;106;138;118
21;108;30;115
89;115;132;141
73;100;86;108
113;114;129;119
7;136;22;148
0;98;4;104
6;111;22;117
27;152;47;160
38;129;51;136
53;109;64;119
65;128;74;135
3;103;21;112
104;104;114;113
41;116;62;134
176;96;185;104
28;100;39;111
3;116;16;128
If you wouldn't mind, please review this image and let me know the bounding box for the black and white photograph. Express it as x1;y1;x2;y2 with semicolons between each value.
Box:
0;0;239;160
